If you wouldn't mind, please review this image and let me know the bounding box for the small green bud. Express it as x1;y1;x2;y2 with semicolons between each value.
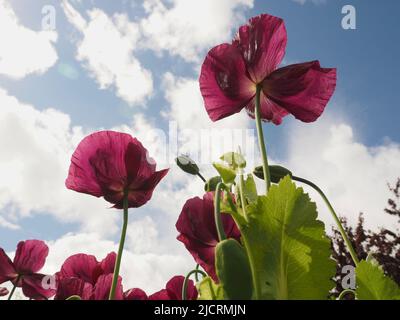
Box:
220;152;246;170
253;165;292;183
204;176;222;192
175;155;200;176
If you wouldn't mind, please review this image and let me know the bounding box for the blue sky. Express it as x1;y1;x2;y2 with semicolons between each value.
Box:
0;0;399;294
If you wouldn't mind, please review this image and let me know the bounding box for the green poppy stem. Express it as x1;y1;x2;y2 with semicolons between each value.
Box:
214;183;227;242
182;269;207;300
197;172;206;182
238;172;248;219
109;192;129;300
7;276;20;300
292;176;360;266
254;85;271;194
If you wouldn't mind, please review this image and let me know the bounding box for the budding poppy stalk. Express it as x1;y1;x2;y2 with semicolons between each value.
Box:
176;155;206;182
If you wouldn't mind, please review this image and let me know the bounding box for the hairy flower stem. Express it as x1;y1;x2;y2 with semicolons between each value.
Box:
7;275;20;300
109;192;129;300
292;176;360;266
182;269;207;300
214;183;227;241
254;85;271;194
197;172;206;182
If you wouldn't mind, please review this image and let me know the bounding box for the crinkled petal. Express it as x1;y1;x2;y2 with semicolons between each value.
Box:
149;276;197;300
149;289;170;300
245;93;289;125
166;276;197;300
13;240;49;274
65;131;133;198
233;14;287;83
200;43;255;122
113;168;169;209
59;254;99;285
124;140;156;185
99;252;116;275
55;277;93;300
21;274;56;300
176;193;241;282
262;61;337;122
124;288;148;300
0;248;17;283
93;274;123;300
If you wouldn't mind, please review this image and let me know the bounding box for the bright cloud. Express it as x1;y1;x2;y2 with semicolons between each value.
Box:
0;87;120;236
0;0;58;79
283;114;400;231
140;0;254;62
62;0;153;106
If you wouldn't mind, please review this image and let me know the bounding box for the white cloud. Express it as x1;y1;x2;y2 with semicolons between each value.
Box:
0;87;121;236
0;0;58;79
283;114;400;231
140;0;254;62
62;0;153;106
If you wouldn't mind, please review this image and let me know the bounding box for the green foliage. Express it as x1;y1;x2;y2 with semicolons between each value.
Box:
197;277;225;300
215;239;253;300
242;174;258;204
239;176;335;299
220;152;246;170
356;260;400;300
204;176;222;192
213;162;236;184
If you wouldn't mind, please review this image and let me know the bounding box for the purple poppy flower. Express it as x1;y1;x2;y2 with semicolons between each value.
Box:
66;131;169;209
0;240;55;299
176;193;241;282
200;14;336;125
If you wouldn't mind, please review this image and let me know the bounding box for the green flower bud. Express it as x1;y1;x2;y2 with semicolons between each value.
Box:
175;155;200;176
204;176;222;192
253;165;292;183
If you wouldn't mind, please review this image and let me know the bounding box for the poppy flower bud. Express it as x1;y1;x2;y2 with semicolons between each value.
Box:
175;155;200;176
204;176;222;192
253;165;292;183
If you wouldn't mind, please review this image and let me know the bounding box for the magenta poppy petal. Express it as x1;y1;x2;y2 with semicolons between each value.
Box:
59;254;99;285
66;131;168;209
0;287;9;297
233;14;287;83
99;252;116;275
166;276;197;300
21;274;56;300
262;61;337;122
176;193;241;282
124;140;156;185
245;94;289;125
177;234;217;280
200;43;255;122
66;131;132;198
13;240;48;274
0;248;17;283
124;288;148;300
149;276;197;300
55;277;93;300
93;274;123;300
113;168;169;209
149;289;170;300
